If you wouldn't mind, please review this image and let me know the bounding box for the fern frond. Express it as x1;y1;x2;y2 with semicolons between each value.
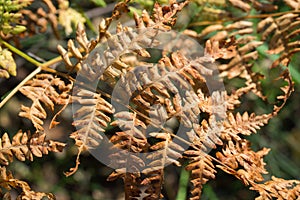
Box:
258;13;300;67
135;0;188;30
216;139;270;185
228;0;277;12
284;0;300;10
108;169;144;200
200;26;265;100
188;117;223;152
107;111;149;199
184;116;223;199
141;169;164;200
19;74;72;131
250;176;300;200
273;69;294;114
0;166;55;199
57;1;132;73
221;112;272;141
185;154;216;200
109;111;147;170
66;86;114;176
0;130;65;166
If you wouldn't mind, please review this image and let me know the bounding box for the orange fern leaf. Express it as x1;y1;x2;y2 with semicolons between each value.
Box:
0;131;65;165
19;74;72;131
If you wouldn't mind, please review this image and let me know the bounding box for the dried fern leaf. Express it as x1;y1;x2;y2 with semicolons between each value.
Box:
216;139;270;185
141;131;186;199
108;170;143;200
143;1;189;30
108;111;149;199
184;115;224;199
141;169;164;200
19;74;72;131
0;166;55;199
114;51;217;127
185;154;216;200
258;13;300;67
57;2;132;73
187;116;223;152
109;111;147;171
199;25;266;101
66;87;114;176
250;176;300;200
0;131;65;166
272;69;294;115
284;0;300;10
229;0;277;12
228;0;252;12
221;112;272;141
57;23;92;72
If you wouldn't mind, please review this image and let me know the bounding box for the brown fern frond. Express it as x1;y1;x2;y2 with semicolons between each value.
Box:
284;0;300;10
66;87;114;176
187;116;223;152
57;1;131;73
19;74;72;131
109;111;147;171
136;0;188;30
250;176;300;200
272;69;294;115
114;51;216;125
140;131;186;199
185;154;216;200
216;139;270;185
257;13;300;67
0;130;65;166
218;37;265;99
184;116;223;199
225;83;256;110
199;27;266;99
57;23;94;72
198;21;254;40
107;111;148;199
228;0;277;12
141;169;164;200
50;1;299;199
0;166;55;199
221;112;272;141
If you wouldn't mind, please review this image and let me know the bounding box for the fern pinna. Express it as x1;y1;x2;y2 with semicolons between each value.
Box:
0;0;300;199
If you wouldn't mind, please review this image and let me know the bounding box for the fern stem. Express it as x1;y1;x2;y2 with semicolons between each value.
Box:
0;67;41;109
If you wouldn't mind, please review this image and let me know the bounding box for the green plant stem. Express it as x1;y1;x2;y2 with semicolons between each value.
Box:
176;167;190;200
0;40;42;67
0;40;72;109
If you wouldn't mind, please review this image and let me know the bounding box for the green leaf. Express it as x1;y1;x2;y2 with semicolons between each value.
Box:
91;0;106;7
